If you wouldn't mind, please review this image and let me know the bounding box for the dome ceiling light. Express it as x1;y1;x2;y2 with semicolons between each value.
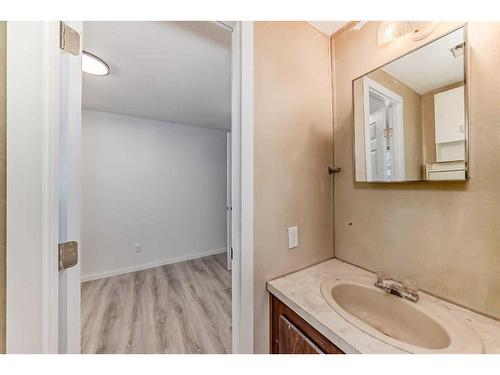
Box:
82;51;110;76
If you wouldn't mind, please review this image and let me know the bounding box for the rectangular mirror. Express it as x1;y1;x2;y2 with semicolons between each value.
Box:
353;26;468;182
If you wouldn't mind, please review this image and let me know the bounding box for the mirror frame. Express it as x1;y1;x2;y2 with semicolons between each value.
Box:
351;23;470;183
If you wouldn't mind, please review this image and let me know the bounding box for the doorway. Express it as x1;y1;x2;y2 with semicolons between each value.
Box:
5;20;253;354
363;76;405;182
79;21;233;353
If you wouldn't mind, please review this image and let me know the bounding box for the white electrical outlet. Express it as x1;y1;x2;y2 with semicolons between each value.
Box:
135;243;142;253
288;226;299;249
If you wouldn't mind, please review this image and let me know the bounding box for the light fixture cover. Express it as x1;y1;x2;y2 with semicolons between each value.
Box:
377;21;438;46
82;51;110;76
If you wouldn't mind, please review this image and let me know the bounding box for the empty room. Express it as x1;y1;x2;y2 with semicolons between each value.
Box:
79;21;233;354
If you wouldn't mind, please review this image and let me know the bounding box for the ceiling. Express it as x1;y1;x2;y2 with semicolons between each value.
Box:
382;28;464;94
82;21;231;131
307;21;349;36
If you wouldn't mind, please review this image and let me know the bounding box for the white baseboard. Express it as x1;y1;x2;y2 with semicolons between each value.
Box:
81;248;227;282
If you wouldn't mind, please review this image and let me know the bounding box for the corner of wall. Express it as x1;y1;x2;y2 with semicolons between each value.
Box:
253;21;334;354
329;33;337;261
0;20;6;354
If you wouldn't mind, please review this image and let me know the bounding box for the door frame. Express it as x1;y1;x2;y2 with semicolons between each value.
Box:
231;21;254;354
57;21;83;354
6;20;255;354
41;21;62;355
6;21;60;353
363;76;405;181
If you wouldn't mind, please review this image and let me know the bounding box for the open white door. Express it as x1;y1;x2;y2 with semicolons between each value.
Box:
6;21;82;353
366;109;388;181
7;20;250;354
363;77;405;182
58;21;82;354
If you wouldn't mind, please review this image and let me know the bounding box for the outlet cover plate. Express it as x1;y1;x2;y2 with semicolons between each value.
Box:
288;226;299;249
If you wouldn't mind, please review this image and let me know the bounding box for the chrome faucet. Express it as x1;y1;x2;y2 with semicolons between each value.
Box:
374;271;419;303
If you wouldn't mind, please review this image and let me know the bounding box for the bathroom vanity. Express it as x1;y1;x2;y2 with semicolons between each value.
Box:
267;258;500;354
270;295;345;354
265;23;500;354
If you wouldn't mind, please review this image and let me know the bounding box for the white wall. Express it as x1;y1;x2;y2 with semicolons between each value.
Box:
82;110;227;280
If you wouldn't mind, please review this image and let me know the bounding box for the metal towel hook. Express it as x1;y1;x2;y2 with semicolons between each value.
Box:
328;166;341;174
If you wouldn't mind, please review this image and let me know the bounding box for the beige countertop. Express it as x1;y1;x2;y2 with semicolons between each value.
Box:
266;258;500;354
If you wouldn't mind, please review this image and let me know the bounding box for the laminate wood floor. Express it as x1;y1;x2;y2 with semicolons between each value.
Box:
81;253;231;354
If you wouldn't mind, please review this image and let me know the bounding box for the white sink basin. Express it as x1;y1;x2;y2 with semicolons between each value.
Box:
321;275;483;353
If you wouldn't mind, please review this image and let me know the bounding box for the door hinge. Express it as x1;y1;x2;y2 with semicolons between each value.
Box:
60;22;80;56
230;247;234;260
59;241;79;271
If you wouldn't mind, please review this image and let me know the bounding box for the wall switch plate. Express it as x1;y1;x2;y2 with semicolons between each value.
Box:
135;243;142;253
288;226;299;249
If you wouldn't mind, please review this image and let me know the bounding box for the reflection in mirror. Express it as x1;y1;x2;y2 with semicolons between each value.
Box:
353;27;467;182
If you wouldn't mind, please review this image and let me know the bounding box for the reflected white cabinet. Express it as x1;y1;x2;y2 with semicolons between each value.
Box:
434;86;465;161
425;161;466;181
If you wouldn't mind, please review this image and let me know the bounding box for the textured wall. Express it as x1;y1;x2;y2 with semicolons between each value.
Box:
253;22;333;353
332;22;500;319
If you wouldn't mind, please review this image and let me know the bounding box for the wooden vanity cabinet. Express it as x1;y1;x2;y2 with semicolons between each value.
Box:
270;295;344;354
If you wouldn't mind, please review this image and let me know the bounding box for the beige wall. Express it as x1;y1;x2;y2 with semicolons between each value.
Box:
421;92;437;165
0;21;6;354
332;22;500;319
353;78;366;181
367;69;423;180
254;21;333;353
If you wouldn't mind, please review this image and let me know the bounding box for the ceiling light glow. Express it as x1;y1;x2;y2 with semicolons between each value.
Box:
82;51;110;76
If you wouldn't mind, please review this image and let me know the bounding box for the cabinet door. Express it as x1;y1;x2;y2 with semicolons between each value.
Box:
434;86;465;144
270;295;344;354
278;316;322;354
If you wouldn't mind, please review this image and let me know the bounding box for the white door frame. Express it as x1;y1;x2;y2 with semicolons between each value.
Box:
6;20;255;354
6;21;60;353
57;21;82;354
363;76;405;181
231;21;254;354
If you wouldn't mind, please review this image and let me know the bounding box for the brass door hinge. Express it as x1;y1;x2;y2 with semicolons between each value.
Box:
59;241;79;271
60;22;80;56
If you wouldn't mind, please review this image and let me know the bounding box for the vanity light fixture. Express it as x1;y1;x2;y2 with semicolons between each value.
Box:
82;51;110;76
351;21;368;31
377;21;438;46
